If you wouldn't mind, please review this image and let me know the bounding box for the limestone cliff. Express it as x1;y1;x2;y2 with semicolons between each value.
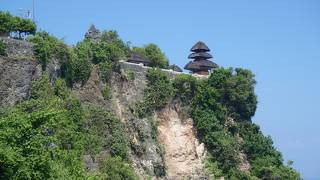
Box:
0;38;210;179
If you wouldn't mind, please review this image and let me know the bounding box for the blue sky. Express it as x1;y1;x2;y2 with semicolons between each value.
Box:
1;0;320;178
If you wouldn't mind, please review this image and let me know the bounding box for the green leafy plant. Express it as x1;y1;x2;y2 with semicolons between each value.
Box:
0;11;36;38
101;86;111;100
84;105;128;159
98;61;113;83
99;156;138;180
126;69;135;81
132;44;169;68
134;68;173;117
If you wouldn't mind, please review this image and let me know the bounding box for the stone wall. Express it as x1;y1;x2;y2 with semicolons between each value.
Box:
119;60;185;80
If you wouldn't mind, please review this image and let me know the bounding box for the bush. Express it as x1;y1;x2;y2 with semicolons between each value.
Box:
31;74;54;99
208;68;257;121
84;105;128;159
101;86;111;100
0;84;86;179
92;42;125;64
172;74;197;103
100;156;138;180
98;61;113;83
126;69;135;81
0;11;36;38
132;44;169;68
0;39;6;56
70;41;92;84
29;31;71;71
100;30;130;56
134;68;173;117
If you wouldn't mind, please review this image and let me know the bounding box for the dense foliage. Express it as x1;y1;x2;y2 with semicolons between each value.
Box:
28;31;71;71
0;25;301;179
0;39;6;56
0;11;36;38
134;68;173;118
132;44;169;68
0;75;136;179
172;68;301;179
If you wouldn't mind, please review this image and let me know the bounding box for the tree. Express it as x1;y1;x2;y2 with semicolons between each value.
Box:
0;11;12;35
0;11;36;38
132;44;169;68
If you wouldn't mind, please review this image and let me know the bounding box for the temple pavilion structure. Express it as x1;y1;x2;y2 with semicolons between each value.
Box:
184;41;218;75
127;52;151;66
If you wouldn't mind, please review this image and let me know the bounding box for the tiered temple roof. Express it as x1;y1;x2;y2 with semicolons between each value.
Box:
184;41;218;75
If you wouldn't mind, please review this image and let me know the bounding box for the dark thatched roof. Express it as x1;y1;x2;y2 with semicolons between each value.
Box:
188;52;213;59
184;60;218;71
169;64;183;72
190;41;210;52
127;53;151;65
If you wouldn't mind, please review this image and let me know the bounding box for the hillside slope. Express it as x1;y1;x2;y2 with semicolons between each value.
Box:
0;33;300;179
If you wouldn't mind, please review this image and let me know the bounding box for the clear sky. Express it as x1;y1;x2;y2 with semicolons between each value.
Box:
1;0;320;178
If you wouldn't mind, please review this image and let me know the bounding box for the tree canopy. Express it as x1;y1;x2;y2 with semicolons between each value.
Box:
0;11;36;38
132;44;169;68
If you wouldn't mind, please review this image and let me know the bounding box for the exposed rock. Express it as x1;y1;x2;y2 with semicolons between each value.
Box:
156;101;208;179
72;67;107;107
0;56;40;107
85;24;101;42
0;37;34;58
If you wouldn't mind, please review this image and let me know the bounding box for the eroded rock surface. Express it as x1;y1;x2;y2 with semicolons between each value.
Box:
0;57;40;107
157;102;208;179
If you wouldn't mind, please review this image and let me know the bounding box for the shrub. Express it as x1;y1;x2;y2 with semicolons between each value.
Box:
172;74;197;103
132;44;169;68
70;41;92;84
98;61;113;83
29;31;71;71
0;85;86;179
100;30;130;56
126;69;135;81
101;86;111;100
100;156;138;180
208;68;257;121
31;74;54;99
0;39;6;56
84;105;128;159
134;68;173;117
92;42;125;64
0;11;36;38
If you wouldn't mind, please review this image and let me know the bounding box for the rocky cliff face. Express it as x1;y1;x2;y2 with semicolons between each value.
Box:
156;101;207;179
0;39;208;179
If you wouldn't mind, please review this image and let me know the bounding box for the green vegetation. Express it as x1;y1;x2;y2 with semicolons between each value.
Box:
126;69;135;81
0;39;6;56
29;31;71;72
172;67;300;179
70;40;92;84
84;105;128;159
0;74;136;179
98;61;113;83
134;68;173;118
99;156;138;180
101;86;111;100
132;44;169;68
0;24;301;179
172;74;197;104
0;11;36;38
